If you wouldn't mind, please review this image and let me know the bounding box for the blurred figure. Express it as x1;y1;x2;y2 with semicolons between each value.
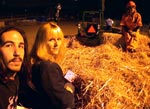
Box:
28;22;74;109
0;26;29;109
54;3;62;23
120;0;142;52
105;18;114;31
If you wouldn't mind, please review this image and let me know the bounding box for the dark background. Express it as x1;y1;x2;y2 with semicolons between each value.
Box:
0;0;149;24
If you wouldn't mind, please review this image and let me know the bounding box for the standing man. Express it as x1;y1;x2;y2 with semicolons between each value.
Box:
54;3;62;23
0;26;29;109
120;1;142;52
105;18;114;31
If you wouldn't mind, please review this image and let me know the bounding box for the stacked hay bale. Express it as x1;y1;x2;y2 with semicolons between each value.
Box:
61;32;150;108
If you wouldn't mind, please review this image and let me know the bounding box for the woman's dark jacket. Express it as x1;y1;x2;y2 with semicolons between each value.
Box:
30;60;74;109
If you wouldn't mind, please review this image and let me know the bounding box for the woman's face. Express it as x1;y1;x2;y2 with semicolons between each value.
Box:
46;30;62;56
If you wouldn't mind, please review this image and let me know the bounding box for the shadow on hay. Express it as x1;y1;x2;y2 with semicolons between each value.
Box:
73;77;92;108
114;35;126;51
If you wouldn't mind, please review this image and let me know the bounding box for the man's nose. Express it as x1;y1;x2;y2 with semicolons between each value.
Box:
14;47;20;56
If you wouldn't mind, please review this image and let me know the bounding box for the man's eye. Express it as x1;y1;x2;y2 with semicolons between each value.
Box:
5;43;13;47
19;44;24;49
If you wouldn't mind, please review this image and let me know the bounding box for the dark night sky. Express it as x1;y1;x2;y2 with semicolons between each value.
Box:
0;0;150;23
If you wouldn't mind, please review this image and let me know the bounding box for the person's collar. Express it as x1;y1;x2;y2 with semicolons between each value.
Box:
0;72;17;83
8;73;17;80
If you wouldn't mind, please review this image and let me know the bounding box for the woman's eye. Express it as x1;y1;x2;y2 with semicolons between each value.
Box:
57;38;61;40
49;39;54;41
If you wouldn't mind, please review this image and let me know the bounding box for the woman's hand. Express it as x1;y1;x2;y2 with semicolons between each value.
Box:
64;82;75;93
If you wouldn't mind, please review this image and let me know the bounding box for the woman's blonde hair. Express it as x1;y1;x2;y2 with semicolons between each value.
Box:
30;22;65;64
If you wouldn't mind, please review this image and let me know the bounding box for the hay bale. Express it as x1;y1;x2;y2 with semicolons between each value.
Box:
61;32;150;108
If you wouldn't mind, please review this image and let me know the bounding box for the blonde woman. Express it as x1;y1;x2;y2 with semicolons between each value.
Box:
29;22;74;109
30;21;65;64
